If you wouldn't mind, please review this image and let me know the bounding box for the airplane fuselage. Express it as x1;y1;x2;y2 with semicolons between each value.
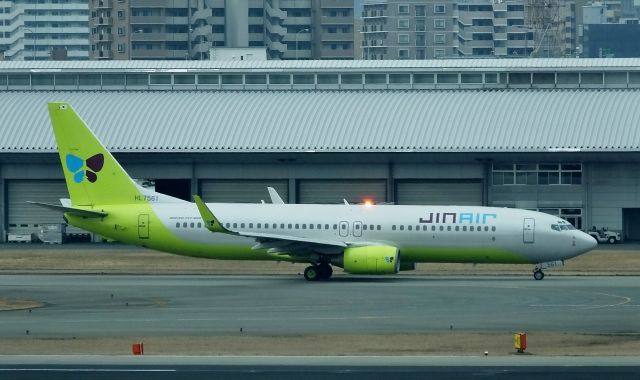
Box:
68;202;596;265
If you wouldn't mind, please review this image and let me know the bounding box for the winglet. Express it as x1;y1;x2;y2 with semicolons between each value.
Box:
193;195;231;233
267;187;285;204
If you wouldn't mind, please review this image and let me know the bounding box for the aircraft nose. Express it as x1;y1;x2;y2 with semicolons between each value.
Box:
576;231;598;253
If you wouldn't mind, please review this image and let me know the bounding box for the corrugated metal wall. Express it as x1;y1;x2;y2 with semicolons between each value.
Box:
396;181;483;205
200;180;288;203
7;180;83;235
591;163;640;233
297;180;386;204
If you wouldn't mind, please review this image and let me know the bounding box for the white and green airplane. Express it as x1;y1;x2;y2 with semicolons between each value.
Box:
33;102;597;281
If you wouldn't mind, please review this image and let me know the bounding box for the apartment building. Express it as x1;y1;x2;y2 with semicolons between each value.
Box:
361;0;579;59
89;0;353;60
0;0;89;60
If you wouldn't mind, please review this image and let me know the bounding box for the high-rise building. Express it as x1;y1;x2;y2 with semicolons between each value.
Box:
89;0;354;60
360;0;579;59
0;0;89;60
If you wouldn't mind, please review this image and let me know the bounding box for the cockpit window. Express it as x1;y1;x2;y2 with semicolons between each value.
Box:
552;223;576;231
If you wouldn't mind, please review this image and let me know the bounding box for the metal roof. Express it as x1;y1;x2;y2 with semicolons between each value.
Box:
1;89;639;153
2;58;640;72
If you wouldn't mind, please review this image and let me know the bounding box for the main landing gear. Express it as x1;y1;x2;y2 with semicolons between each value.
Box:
303;263;333;281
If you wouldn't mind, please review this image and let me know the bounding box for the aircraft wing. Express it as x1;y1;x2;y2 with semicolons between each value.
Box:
193;195;347;255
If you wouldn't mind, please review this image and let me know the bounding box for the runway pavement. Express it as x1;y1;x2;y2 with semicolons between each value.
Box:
0;274;638;337
0;356;639;380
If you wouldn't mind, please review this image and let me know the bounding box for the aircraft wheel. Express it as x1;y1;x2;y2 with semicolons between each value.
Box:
304;265;320;281
318;263;333;279
533;270;545;281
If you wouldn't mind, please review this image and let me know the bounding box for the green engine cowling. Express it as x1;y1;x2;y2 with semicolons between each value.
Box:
342;246;400;275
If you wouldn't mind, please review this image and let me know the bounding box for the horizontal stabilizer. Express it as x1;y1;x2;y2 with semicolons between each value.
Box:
27;201;107;218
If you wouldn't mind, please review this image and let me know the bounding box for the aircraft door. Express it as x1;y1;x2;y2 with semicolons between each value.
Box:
353;221;362;237
339;221;349;237
523;218;535;244
138;214;149;239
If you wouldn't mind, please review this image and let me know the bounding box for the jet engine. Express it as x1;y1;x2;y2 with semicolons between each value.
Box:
339;246;400;275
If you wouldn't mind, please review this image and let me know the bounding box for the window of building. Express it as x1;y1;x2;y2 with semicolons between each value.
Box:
117;27;124;35
434;19;445;29
492;163;582;185
341;74;362;84
434;4;446;13
79;74;101;86
248;8;263;17
415;5;426;16
55;75;77;86
398;49;409;59
398;19;409;29
245;74;267;84
398;34;409;44
389;73;410;84
434;33;445;44
174;75;195;85
318;74;338;84
398;5;409;14
117;10;124;19
413;73;434;83
293;74;314;85
269;74;291;85
221;74;242;85
198;74;219;85
248;25;263;34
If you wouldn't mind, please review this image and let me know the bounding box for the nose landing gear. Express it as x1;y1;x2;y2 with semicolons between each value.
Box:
533;269;545;281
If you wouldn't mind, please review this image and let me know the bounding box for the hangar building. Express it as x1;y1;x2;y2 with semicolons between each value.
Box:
1;59;640;242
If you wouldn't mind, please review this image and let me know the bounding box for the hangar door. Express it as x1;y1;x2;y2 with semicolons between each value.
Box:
396;180;483;205
297;180;386;204
7;180;84;234
200;180;289;203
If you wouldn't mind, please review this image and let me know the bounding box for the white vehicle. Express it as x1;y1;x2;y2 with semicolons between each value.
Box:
587;227;621;244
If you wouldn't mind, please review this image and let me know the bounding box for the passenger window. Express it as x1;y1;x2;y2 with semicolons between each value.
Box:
462;226;467;231
431;225;436;231
183;222;188;228
175;222;180;228
325;224;330;229
392;225;396;231
257;223;261;229
225;223;230;228
415;225;419;231
408;226;412;231
377;225;381;230
190;223;195;228
317;224;321;229
491;226;496;232
422;225;427;231
241;223;245;228
455;226;459;231
295;224;299;229
333;224;338;230
484;226;489;232
470;226;474;231
439;226;444;231
249;223;253;228
309;224;314;229
197;223;202;228
288;224;293;229
370;225;374;230
400;225;405;231
302;224;306;229
447;226;451;231
363;225;367;230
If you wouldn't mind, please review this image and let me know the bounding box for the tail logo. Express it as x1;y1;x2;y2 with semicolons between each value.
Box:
65;153;104;183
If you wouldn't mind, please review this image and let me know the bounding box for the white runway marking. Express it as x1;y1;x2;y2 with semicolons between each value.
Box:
530;292;632;309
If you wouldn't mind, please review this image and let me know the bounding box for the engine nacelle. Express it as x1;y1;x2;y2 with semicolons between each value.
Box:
342;246;400;275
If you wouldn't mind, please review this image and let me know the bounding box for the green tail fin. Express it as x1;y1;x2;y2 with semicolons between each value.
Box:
48;102;143;206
